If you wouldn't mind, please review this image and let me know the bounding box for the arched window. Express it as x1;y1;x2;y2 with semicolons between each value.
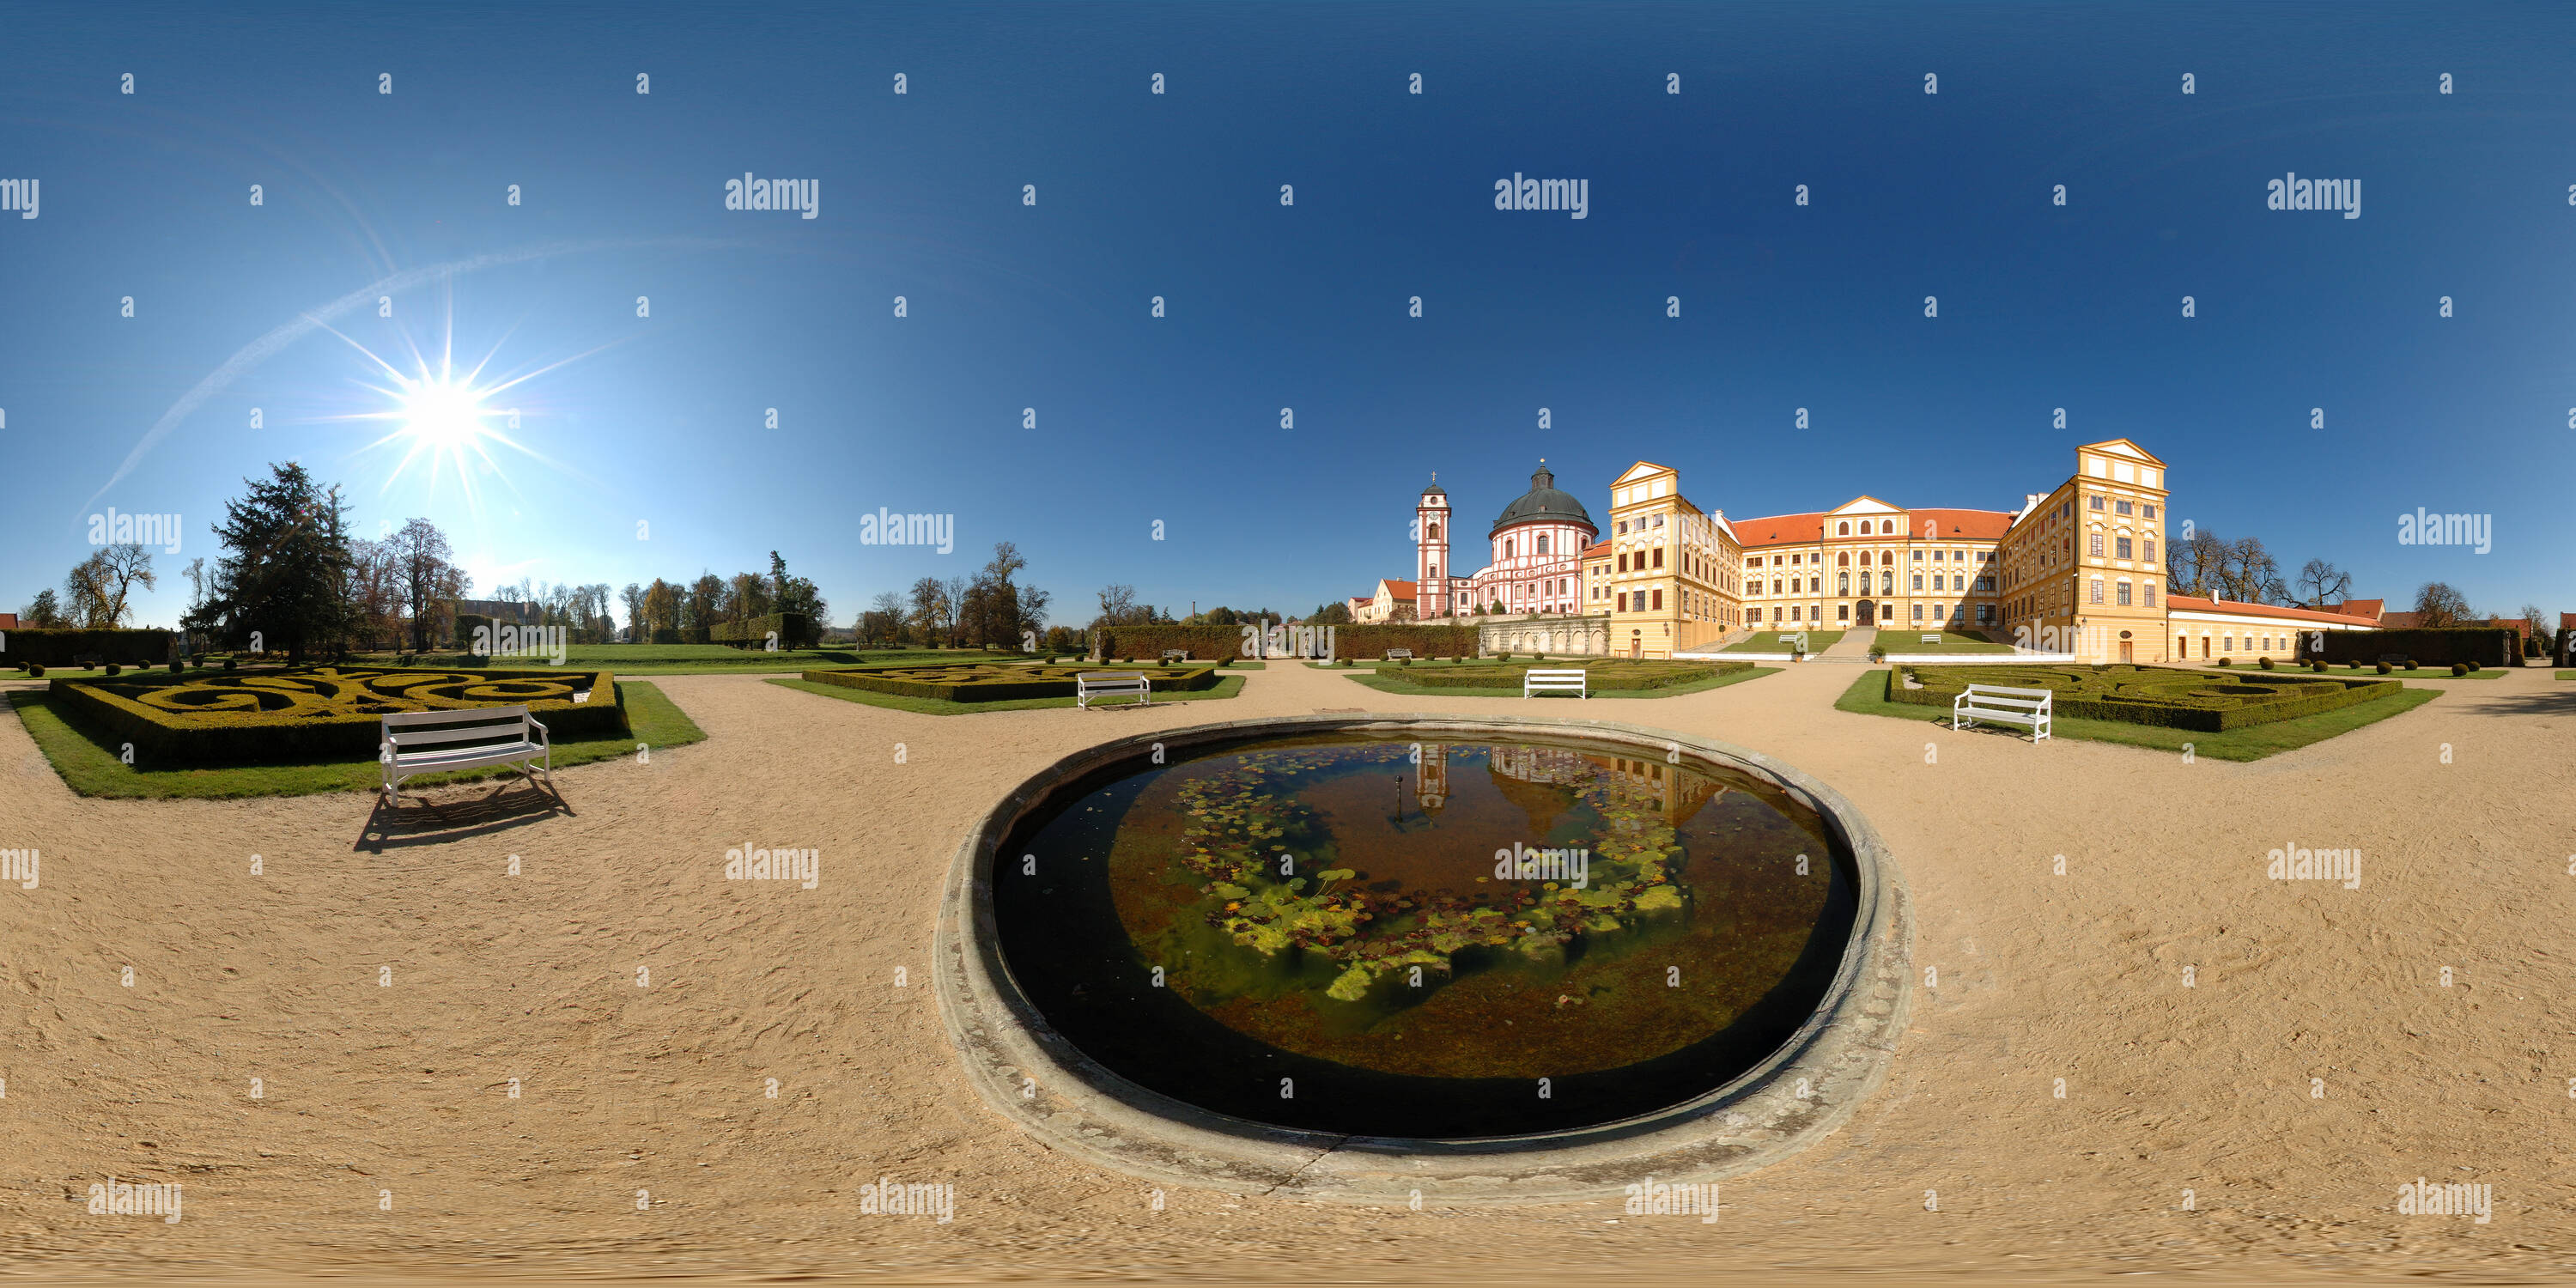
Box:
1537;535;1549;555
1838;573;1850;595
1426;522;1440;540
1838;552;1850;567
1505;539;1515;558
1838;521;1850;536
1880;570;1893;593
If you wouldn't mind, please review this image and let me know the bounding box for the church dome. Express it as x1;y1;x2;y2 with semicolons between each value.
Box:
1490;463;1595;538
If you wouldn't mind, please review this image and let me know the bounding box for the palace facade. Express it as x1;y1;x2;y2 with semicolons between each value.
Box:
1364;437;2380;663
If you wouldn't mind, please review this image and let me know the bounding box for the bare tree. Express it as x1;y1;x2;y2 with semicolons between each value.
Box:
2414;581;2474;628
386;519;464;653
619;582;645;643
65;544;157;628
1095;583;1139;629
2293;558;2352;608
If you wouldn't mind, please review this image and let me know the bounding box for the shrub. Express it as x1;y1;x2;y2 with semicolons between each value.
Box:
1337;658;1352;667
1496;652;1512;661
104;664;122;676
2451;662;2468;677
2310;659;2327;672
711;612;819;650
2215;658;2231;667
2258;657;2274;670
27;664;44;677
1885;663;2399;732
2376;662;2391;674
47;665;627;763
2314;627;2518;668
167;659;182;673
0;628;177;668
223;658;238;671
802;662;1218;702
1398;656;1413;665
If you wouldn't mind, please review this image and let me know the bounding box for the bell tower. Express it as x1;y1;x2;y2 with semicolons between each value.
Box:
1416;476;1450;618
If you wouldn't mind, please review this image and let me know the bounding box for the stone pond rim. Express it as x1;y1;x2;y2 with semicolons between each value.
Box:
933;713;1914;1205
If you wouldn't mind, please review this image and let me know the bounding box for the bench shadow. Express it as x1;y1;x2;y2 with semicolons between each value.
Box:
355;775;572;853
2456;685;2576;719
1934;715;2048;744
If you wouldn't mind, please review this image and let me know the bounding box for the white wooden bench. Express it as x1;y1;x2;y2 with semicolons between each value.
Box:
380;705;551;801
1382;648;1413;661
1952;683;2051;741
1078;671;1151;708
1523;667;1589;699
1921;634;1941;644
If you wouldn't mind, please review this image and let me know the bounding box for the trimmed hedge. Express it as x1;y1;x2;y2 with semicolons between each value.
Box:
802;662;1220;702
1093;625;1248;661
2;628;175;668
2311;627;2521;668
712;612;818;650
1886;664;2402;732
1331;623;1480;659
1401;660;1747;690
47;666;628;763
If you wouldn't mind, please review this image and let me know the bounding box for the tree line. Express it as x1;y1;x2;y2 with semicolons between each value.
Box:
623;552;829;647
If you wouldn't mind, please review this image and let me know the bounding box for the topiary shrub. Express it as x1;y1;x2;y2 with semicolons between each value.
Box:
2258;657;2275;670
1398;656;1412;665
223;658;238;671
104;663;122;676
2310;659;2327;672
2451;662;2468;677
2215;658;2231;667
27;664;44;677
1496;652;1512;661
2376;662;2391;674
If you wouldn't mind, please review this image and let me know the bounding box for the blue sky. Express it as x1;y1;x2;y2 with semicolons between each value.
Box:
3;2;2569;629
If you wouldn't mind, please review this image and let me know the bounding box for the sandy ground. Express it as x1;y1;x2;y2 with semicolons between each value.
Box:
3;660;2572;1284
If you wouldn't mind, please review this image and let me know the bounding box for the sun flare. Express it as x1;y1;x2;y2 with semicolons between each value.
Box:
398;377;492;453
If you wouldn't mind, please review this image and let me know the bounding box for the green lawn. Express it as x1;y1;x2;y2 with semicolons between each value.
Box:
1832;669;2439;761
1724;630;1844;653
768;673;1246;715
5;681;705;799
1344;665;1778;700
2559;671;2576;681
1870;629;2014;654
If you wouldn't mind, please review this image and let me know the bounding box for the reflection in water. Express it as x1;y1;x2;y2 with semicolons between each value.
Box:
994;733;1855;1137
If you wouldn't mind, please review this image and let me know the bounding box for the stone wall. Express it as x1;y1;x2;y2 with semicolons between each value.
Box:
1476;614;1610;657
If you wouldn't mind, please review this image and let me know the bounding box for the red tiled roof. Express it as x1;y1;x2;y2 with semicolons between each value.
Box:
2562;612;2576;629
1580;542;1609;559
2166;595;2383;626
2326;598;2384;620
0;613;16;630
1378;579;1418;598
1729;507;2012;548
2378;611;2424;630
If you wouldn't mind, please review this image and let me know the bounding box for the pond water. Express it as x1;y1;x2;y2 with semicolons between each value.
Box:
992;732;1854;1138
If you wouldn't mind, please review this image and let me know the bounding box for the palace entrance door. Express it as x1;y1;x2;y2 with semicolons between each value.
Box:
1856;600;1875;626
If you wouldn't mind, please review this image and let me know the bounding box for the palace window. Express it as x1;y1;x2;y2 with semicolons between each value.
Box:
2116;537;2133;560
2115;500;2133;516
1537;536;1548;555
2142;581;2155;605
2116;580;2132;606
1617;592;1628;611
1978;605;1995;624
1838;573;1850;595
1880;571;1893;593
1505;539;1516;558
1651;589;1662;610
1912;604;1924;621
1617;553;1627;573
1772;580;1782;595
1976;576;1995;592
1838;522;1850;536
1808;576;1820;592
2090;578;2105;604
1772;607;1783;623
2089;532;2105;557
1838;552;1850;567
1789;606;1801;621
2143;504;2157;519
2088;495;2105;511
1652;548;1664;568
1911;574;1923;591
1838;604;1850;621
2223;635;2233;651
1427;522;1439;540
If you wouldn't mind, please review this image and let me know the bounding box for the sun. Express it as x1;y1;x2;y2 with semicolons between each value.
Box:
398;377;491;452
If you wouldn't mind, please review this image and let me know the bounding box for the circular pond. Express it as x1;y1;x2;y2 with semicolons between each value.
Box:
987;727;1858;1139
